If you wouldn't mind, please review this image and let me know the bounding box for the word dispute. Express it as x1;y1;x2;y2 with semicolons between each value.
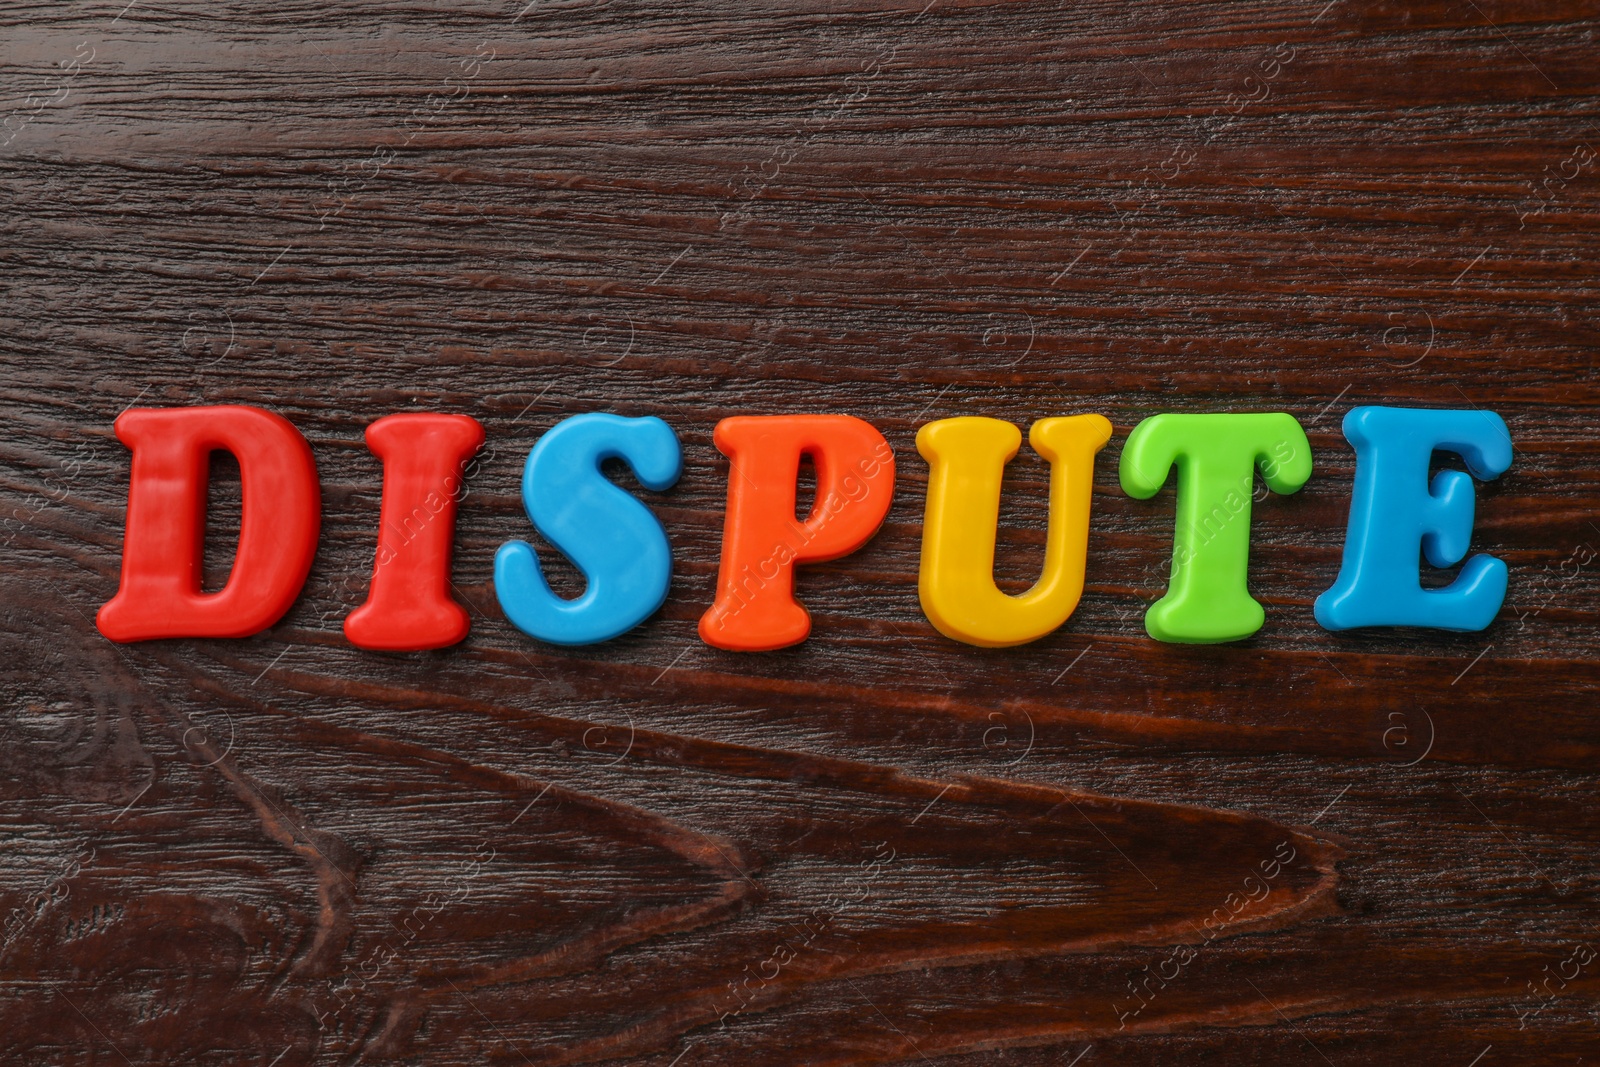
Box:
93;403;1514;653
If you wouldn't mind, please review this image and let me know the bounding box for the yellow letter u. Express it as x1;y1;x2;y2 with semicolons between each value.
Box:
916;415;1112;647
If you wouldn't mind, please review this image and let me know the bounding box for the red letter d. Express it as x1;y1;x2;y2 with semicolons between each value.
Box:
97;405;320;642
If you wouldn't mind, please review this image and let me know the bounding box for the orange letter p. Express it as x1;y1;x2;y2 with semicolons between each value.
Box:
698;415;894;652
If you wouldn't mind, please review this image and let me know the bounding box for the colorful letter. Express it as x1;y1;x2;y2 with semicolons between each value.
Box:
344;413;485;651
1316;406;1513;632
1119;412;1312;643
97;405;320;642
495;413;681;646
917;414;1112;647
699;415;895;652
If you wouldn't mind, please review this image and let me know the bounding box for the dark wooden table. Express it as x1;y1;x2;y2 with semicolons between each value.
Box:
3;1;1598;1063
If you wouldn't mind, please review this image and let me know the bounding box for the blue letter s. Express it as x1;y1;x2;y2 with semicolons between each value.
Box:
495;413;681;645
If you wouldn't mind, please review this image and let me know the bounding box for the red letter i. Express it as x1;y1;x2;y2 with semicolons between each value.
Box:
344;414;485;651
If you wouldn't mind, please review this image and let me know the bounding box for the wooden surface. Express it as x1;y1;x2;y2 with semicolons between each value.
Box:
4;1;1600;1063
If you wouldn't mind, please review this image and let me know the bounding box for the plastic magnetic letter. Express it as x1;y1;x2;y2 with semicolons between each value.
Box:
1315;406;1513;632
494;413;681;645
917;414;1113;647
699;415;895;652
97;405;321;642
344;413;485;651
1119;412;1312;644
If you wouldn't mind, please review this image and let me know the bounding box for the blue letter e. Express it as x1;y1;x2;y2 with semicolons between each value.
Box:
1315;406;1513;632
495;413;682;645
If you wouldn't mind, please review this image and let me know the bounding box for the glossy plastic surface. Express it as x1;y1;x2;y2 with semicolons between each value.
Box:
1120;412;1312;644
1315;406;1513;632
344;413;485;651
917;414;1112;647
495;413;681;645
698;415;895;652
97;405;320;642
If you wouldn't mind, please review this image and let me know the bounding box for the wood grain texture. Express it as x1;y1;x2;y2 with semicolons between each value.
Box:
3;0;1599;1062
